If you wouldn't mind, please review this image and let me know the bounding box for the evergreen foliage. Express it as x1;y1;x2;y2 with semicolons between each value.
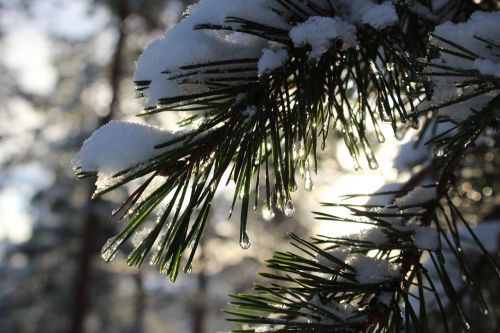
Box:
74;0;500;331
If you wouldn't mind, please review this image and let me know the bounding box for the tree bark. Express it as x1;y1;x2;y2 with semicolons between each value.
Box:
69;3;129;333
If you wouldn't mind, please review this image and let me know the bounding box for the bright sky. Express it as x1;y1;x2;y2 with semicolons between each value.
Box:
0;0;111;250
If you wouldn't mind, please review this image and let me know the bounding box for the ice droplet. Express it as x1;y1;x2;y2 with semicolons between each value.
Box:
240;233;251;249
386;62;395;72
186;265;193;274
289;180;298;192
282;200;295;217
101;237;122;262
149;252;159;266
261;205;275;221
157;235;166;251
368;158;379;170
304;172;314;192
433;147;444;157
353;159;361;171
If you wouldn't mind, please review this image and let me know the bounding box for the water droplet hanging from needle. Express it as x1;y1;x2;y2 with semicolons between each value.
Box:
240;232;251;249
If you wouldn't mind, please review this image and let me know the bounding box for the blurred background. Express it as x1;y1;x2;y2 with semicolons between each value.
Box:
1;1;498;333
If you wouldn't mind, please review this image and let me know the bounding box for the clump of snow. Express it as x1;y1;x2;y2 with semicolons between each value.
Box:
472;59;500;78
135;0;288;106
132;226;153;248
317;247;400;284
346;254;401;284
184;0;288;29
243;105;257;119
360;2;398;29
316;246;350;268
135;0;402;105
413;226;440;250
258;49;288;76
423;11;500;121
73;121;178;173
72;121;181;191
290;16;357;59
377;292;393;305
302;294;360;322
330;0;398;28
406;1;436;21
394;186;437;207
242;105;258;128
339;227;389;245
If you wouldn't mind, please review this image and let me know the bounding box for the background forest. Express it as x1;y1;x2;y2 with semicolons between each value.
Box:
1;1;499;333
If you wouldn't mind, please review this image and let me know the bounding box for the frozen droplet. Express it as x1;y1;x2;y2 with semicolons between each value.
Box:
368;158;379;170
156;206;166;217
289;181;298;192
482;308;489;315
321;141;327;151
261;205;275;221
186;265;192;274
149;252;159;266
298;146;305;159
304;173;314;192
433;147;444;157
282;200;295;217
353;159;361;171
157;235;166;251
101;237;121;262
386;62;395;72
240;233;251;249
376;131;385;143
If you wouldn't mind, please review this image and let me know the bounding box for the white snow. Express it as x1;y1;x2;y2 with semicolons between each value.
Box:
72;121;181;190
340;227;389;244
302;294;359;322
184;0;288;29
346;254;401;284
317;247;400;284
242;105;258;128
329;0;398;28
413;226;440;250
472;59;500;78
135;0;402;105
394;186;437;207
73;121;178;173
132;226;153;248
257;49;288;76
316;246;350;267
134;0;288;106
360;2;398;29
290;16;357;60
377;292;393;305
424;11;500;121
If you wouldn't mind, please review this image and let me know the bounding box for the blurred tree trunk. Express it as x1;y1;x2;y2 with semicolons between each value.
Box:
192;239;207;333
69;3;129;333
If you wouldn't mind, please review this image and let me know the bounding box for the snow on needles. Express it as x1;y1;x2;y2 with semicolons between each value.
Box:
289;1;397;60
258;49;288;76
290;16;357;60
72;121;181;190
394;186;437;207
424;11;500;121
134;0;287;106
135;0;400;106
